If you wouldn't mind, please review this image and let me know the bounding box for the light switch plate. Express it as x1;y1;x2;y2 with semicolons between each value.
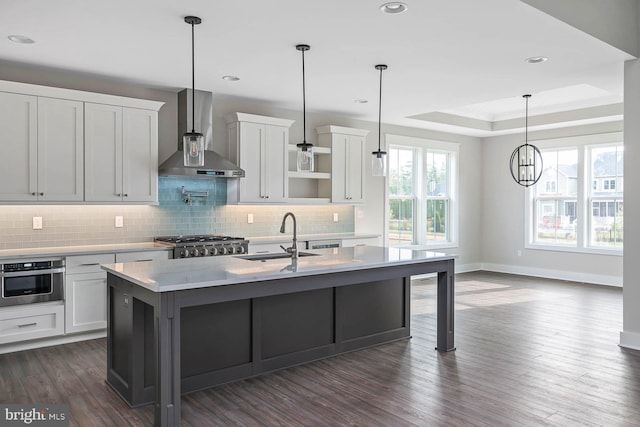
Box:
247;213;254;224
333;213;339;222
32;216;43;230
115;216;124;228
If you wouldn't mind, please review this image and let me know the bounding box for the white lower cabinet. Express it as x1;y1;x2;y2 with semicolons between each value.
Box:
341;237;380;247
64;251;168;334
0;303;65;344
65;254;115;333
115;250;169;263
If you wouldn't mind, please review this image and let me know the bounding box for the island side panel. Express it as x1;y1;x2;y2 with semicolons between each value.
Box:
337;277;410;353
437;259;456;352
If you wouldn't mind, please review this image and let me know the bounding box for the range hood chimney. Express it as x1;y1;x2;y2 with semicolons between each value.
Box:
158;89;245;178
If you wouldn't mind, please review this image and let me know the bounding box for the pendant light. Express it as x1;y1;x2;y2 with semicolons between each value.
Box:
372;64;388;177
183;16;205;167
510;94;543;186
295;44;314;172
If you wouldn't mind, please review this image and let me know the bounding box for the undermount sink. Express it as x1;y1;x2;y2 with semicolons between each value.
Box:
235;252;319;261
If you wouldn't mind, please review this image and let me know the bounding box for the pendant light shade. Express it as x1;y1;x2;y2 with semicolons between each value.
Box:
372;64;388;177
295;44;314;172
510;94;543;187
183;16;205;167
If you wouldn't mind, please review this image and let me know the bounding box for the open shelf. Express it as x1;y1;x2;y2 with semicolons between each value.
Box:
287;145;331;154
288;171;331;179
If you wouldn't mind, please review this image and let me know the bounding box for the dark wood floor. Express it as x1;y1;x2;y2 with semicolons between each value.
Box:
2;271;640;426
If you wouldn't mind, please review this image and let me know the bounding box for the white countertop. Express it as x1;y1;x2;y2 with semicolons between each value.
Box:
102;246;455;293
248;233;379;245
0;242;171;261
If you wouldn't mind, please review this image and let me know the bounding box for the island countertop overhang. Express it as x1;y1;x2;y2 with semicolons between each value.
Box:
101;246;456;293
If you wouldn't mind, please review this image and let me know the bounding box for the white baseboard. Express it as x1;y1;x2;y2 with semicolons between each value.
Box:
0;330;106;355
480;263;622;287
619;331;640;351
412;262;481;280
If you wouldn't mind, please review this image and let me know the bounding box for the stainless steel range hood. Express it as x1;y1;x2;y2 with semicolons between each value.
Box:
158;89;245;178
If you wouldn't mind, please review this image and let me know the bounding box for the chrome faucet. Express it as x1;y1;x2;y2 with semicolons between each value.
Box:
279;212;298;259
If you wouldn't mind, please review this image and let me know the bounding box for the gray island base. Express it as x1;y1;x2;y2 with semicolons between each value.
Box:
102;246;456;427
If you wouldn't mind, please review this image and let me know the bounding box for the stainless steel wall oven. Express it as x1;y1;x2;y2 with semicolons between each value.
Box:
0;258;65;307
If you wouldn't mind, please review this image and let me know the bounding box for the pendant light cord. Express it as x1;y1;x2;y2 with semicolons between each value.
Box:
524;94;530;146
301;48;307;144
378;67;383;152
191;20;196;134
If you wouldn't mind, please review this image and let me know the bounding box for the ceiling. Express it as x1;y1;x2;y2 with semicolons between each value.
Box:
0;0;633;136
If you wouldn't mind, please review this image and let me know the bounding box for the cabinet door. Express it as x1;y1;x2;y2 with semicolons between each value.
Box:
264;125;288;202
0;92;37;201
85;103;123;202
346;135;365;203
331;134;364;204
65;272;107;333
331;134;350;203
238;122;267;202
37;97;84;201
122;108;158;203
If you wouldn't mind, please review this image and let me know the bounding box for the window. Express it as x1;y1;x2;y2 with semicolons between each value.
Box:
589;145;623;248
526;134;623;254
386;136;458;248
533;149;578;246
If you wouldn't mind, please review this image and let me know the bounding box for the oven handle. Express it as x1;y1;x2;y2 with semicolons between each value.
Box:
0;267;66;278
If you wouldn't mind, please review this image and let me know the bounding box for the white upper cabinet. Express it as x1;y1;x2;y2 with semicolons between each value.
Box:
84;104;122;202
122;108;158;202
37;97;84;201
226;113;294;204
0;92;38;201
0;93;83;202
316;125;369;204
0;80;163;204
85;104;158;203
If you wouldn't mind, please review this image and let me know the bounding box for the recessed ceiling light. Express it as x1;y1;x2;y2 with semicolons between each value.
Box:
354;99;368;104
222;75;240;81
380;2;408;14
525;56;548;64
8;35;35;44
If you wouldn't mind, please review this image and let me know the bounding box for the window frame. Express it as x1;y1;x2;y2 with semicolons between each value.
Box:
524;132;623;256
385;134;459;250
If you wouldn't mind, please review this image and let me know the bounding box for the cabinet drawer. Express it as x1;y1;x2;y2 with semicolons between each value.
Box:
66;253;115;274
116;250;169;263
0;303;64;344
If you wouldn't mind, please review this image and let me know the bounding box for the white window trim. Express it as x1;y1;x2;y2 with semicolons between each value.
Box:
524;131;623;257
384;134;459;250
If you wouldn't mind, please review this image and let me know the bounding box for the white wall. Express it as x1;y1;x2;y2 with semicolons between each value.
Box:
482;122;623;286
621;58;640;349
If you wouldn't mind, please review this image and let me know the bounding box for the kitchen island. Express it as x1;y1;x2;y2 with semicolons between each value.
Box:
102;246;456;427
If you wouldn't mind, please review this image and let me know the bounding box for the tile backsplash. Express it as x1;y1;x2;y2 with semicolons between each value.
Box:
0;177;355;249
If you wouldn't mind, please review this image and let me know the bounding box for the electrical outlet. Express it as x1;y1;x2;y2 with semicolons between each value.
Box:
247;213;254;224
333;213;339;222
32;216;43;230
517;250;522;257
115;216;124;228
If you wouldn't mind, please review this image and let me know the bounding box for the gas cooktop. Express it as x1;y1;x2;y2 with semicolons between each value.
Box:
154;235;249;258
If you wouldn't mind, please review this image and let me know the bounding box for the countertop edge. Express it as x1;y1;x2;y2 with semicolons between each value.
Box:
0;243;171;260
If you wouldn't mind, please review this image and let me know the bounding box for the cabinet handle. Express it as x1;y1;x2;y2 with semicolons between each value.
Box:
123;193;128;197
79;263;101;266
18;322;37;328
39;192;44;196
116;193;121;197
31;192;36;196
